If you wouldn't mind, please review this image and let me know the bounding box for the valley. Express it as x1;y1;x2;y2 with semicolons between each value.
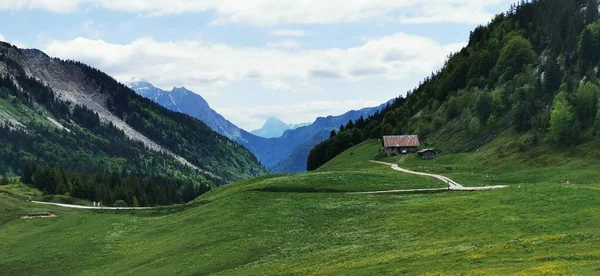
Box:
1;0;600;274
1;137;599;275
129;80;388;173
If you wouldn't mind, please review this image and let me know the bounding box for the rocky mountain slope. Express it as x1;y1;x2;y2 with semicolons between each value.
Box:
0;42;267;188
129;81;253;144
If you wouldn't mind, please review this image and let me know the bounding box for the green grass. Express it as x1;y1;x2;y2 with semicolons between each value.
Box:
1;136;599;275
0;98;55;126
317;139;386;172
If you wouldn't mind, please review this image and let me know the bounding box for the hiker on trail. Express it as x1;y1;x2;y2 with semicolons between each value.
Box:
98;202;101;208
93;201;96;207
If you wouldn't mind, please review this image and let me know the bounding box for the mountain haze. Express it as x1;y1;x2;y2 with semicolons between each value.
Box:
251;116;309;138
130;81;388;173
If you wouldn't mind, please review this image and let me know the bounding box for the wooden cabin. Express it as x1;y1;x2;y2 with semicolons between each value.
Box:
382;135;420;156
418;148;438;159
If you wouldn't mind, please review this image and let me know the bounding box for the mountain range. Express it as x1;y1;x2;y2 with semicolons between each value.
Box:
0;42;268;205
251;116;309;138
128;81;388;172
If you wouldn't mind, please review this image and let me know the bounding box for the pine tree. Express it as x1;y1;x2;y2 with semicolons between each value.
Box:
21;161;37;184
575;82;599;127
578;28;595;73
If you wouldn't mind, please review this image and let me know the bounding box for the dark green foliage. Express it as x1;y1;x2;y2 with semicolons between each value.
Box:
474;92;493;123
21;161;36;184
308;0;600;170
26;162;210;206
513;101;534;132
542;54;562;94
574;82;599;127
578;28;595;72
550;92;579;145
445;96;460;120
493;36;536;82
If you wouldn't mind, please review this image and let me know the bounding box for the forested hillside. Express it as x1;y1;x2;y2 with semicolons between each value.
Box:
0;43;267;206
308;0;600;170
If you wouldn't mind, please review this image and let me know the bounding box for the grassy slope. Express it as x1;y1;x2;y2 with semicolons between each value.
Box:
1;137;599;275
0;98;56;127
373;128;600;188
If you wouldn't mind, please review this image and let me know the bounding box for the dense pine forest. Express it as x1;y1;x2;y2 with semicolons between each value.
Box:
0;43;267;206
308;0;600;170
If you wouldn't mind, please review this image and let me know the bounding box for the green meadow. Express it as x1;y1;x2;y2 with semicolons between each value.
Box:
1;138;600;275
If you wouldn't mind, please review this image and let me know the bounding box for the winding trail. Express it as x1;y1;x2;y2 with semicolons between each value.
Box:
347;161;506;195
31;201;154;210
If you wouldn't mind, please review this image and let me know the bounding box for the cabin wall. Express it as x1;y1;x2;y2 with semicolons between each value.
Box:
384;146;417;156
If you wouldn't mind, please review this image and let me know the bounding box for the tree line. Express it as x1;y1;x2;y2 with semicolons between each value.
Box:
21;162;210;206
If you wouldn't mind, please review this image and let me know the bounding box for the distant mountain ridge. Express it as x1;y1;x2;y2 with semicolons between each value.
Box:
129;81;388;172
128;81;251;143
251;116;309;138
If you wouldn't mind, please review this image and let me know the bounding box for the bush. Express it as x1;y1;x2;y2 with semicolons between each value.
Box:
550;92;579;145
115;200;128;207
467;117;481;134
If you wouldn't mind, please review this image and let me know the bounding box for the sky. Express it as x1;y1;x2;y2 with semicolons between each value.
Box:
0;0;517;131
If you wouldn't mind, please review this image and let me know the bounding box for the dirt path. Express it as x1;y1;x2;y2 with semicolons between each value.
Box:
31;201;154;210
347;161;506;195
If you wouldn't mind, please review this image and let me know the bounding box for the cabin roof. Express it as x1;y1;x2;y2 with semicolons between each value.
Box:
382;135;420;148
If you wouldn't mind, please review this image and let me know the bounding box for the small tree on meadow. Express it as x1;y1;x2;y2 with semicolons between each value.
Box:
550;92;579;145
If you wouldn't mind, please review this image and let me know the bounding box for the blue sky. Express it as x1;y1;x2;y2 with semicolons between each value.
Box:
0;0;516;130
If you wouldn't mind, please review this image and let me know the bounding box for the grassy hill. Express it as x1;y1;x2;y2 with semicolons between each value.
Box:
1;137;599;274
308;0;600;172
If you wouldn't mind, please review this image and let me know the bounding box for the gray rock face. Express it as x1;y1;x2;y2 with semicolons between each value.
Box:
0;44;213;176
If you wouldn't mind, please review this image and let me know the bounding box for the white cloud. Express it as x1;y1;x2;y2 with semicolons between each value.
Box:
260;79;293;92
216;99;381;130
399;2;496;24
270;29;306;37
266;39;301;49
44;33;464;94
0;34;26;48
1;0;515;25
0;0;83;13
